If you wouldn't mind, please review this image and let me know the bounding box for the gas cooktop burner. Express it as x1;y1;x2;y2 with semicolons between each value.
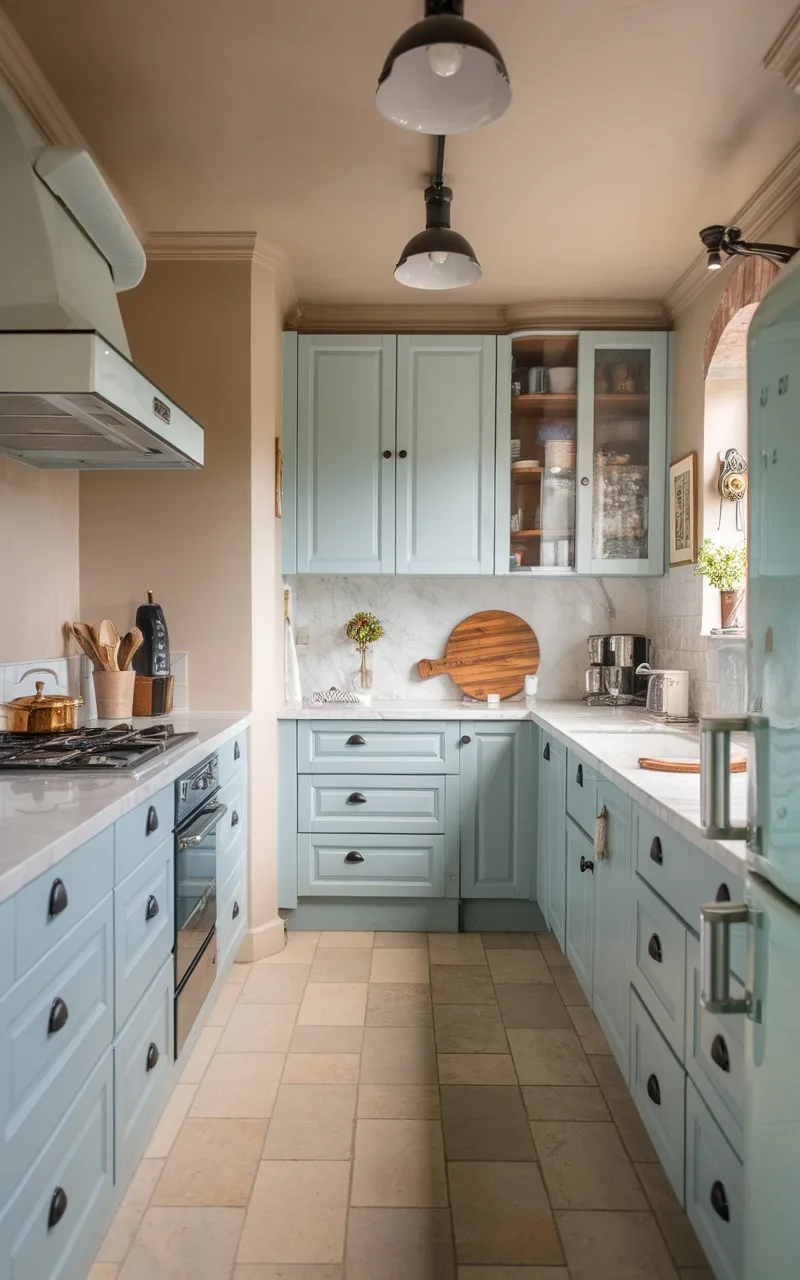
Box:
0;723;198;772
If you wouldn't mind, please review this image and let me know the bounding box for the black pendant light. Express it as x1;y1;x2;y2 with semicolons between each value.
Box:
394;136;481;290
377;0;511;135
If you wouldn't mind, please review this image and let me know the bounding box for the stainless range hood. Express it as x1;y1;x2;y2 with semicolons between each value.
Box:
0;91;204;469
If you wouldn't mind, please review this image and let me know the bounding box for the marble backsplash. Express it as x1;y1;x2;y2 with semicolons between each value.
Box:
287;576;649;702
646;566;746;716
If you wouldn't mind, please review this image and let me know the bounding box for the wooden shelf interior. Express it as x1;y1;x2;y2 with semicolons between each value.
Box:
511;528;573;540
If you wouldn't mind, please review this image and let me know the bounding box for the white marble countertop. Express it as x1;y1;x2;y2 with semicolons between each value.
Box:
0;712;250;904
278;699;535;721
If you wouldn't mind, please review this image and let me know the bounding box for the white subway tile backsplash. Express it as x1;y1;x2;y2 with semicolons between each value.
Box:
646;567;746;717
0;650;190;727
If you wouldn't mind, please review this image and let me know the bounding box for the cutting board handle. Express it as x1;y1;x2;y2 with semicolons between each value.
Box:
418;658;451;679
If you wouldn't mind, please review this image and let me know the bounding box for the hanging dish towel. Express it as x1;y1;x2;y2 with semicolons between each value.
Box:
284;588;303;706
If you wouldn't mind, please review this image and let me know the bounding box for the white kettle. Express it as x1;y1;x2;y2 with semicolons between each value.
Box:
636;663;690;718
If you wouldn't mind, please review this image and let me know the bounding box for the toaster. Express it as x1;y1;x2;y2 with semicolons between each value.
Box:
636;664;690;718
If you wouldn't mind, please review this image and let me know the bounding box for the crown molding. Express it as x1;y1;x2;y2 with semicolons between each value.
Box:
292;299;668;334
763;7;800;93
144;232;299;320
664;140;800;319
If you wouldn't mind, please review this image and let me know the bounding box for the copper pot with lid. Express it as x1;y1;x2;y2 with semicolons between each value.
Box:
1;667;83;733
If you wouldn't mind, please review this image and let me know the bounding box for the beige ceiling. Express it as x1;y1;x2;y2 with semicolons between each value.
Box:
3;0;800;306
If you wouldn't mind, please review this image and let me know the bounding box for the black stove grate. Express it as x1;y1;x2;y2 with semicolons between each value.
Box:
0;723;197;771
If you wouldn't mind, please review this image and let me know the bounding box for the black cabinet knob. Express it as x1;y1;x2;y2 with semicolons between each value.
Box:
646;1074;661;1106
580;855;594;874
543;742;550;761
383;449;393;459
234;741;241;761
146;805;159;835
461;735;471;745
48;877;68;918
711;1034;731;1073
231;810;240;827
716;882;731;903
48;997;69;1036
145;894;160;921
146;1042;160;1072
345;851;365;864
710;1180;730;1222
648;933;663;964
649;837;663;866
580;476;590;486
48;1186;68;1230
232;900;240;919
347;792;367;804
346;734;366;746
576;764;583;787
398;449;408;459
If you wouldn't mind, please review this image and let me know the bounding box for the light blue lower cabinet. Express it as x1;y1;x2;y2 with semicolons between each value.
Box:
300;774;449;835
298;721;460;775
630;989;686;1202
591;780;632;1074
564;818;594;1000
218;856;248;972
685;1078;743;1280
217;730;246;788
459;723;532;900
115;785;174;886
540;737;567;950
630;873;687;1060
684;933;744;1153
298;833;448;899
114;960;174;1188
0;1050;113;1280
0;898;12;1001
114;838;174;1032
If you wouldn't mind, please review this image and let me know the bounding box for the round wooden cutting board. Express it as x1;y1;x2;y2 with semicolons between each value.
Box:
418;610;540;700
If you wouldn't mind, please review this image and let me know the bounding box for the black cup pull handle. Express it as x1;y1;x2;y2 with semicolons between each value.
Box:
543;742;550;761
461;735;471;745
346;734;366;746
398;449;408;459
146;805;159;835
576;763;583;787
648;934;663;964
48;877;68;918
146;1042;160;1072
383;449;393;459
234;741;241;761
711;1034;731;1073
48;997;69;1035
48;1186;68;1229
710;1180;730;1222
231;810;240;827
232;900;240;919
347;793;367;804
716;882;731;902
145;894;160;921
580;856;594;874
345;851;365;863
646;1074;661;1105
650;837;663;866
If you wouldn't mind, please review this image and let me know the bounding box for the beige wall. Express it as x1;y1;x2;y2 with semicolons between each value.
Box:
0;457;78;662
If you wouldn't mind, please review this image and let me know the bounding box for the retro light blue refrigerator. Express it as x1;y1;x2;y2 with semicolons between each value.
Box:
700;252;800;1280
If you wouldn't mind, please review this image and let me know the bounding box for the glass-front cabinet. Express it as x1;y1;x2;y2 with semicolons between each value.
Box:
496;330;668;576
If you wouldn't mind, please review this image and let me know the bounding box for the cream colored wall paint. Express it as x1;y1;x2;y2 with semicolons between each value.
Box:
0;457;79;662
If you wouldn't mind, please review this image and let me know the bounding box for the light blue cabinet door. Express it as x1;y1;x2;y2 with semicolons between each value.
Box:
536;731;549;925
296;334;397;573
545;739;567;950
396;335;496;574
459;723;531;899
565;816;594;999
592;779;633;1074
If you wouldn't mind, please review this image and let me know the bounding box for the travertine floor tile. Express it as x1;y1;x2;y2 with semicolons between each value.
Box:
358;1084;441;1119
679;1272;714;1279
429;934;487;966
480;933;542;950
441;1086;535;1161
556;1209;680;1279
205;981;241;1028
297;983;367;1026
522;1085;609;1122
226;963;251;985
531;1120;647;1210
568;1004;612;1054
438;1054;518;1085
636;1162;708;1268
507;1029;594;1086
282;1053;360;1084
369;947;430;983
495;984;572;1029
234;1268;342;1279
448;1162;563;1266
361;1026;437;1083
317;931;374;948
431;965;495;1005
487;950;553;985
289;1025;364;1053
457;1269;568;1278
345;1207;455;1279
538;936;569;969
590;1054;658;1162
239;965;310;1004
190;1052;284;1118
434;1005;508;1054
237;1162;349;1264
374;931;428;948
144;1083;198;1159
263;1083;357;1160
366;982;433;1026
180;1025;223;1083
309;947;372;983
261;935;319;966
351;1119;448;1207
95;1204;148;1265
88;1265;120;1280
122;1159;164;1207
119;1206;244;1279
218;1004;299;1054
152;1118;266;1207
552;969;589;1005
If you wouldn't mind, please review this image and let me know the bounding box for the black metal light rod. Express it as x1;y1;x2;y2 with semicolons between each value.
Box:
427;0;465;16
433;135;446;186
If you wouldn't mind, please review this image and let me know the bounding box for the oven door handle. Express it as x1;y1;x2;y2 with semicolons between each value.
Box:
178;803;228;850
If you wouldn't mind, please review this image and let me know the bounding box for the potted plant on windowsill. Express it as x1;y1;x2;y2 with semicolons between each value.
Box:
695;539;747;630
345;611;385;702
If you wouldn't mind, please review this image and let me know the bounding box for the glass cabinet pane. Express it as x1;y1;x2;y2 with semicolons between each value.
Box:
591;348;651;562
509;335;578;571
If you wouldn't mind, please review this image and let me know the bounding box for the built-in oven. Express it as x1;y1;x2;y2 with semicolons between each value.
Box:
174;752;227;1055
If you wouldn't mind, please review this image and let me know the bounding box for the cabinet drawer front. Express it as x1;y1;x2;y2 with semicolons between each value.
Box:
635;809;691;917
630;989;686;1202
13;829;113;979
115;784;175;884
218;855;247;972
115;960;174;1186
566;750;597;836
684;849;747;981
218;731;246;787
298;721;459;774
685;933;744;1148
298;833;446;898
300;774;447;834
686;1079;743;1280
217;773;246;855
218;823;246;894
0;1051;113;1280
0;898;113;1204
630;874;686;1058
114;839;174;1031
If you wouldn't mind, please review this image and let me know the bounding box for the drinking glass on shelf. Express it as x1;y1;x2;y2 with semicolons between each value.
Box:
604;666;624;704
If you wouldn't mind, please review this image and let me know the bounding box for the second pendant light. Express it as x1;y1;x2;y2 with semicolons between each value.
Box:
394;135;481;290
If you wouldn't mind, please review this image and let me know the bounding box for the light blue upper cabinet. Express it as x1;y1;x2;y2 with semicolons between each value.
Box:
459;722;531;899
295;334;397;574
396;335;496;574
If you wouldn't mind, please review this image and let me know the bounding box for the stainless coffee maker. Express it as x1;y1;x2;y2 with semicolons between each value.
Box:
585;634;650;703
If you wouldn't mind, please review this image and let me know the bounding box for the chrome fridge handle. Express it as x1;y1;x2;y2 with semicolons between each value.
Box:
700;716;750;840
700;902;753;1016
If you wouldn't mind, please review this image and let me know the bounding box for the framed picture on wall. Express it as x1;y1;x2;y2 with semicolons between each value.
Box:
669;451;698;566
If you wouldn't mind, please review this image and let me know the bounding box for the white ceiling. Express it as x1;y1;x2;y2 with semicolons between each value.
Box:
2;0;800;305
